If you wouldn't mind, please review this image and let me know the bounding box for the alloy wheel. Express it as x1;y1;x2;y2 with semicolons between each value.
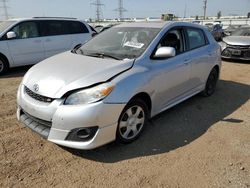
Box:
119;105;145;140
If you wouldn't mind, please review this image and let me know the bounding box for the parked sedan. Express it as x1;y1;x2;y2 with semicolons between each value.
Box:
17;22;221;150
221;26;250;61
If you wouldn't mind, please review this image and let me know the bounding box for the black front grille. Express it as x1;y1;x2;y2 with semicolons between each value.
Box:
25;86;54;103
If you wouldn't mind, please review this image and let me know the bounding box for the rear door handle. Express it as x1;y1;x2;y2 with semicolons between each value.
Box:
45;39;52;42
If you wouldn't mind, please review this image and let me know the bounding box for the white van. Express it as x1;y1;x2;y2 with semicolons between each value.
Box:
0;17;96;74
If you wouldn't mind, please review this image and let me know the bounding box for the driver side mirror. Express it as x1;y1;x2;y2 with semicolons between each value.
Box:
7;31;17;39
153;47;176;59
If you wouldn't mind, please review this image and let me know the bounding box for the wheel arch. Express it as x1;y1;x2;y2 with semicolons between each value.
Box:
129;92;152;117
213;64;220;77
213;64;220;73
0;52;9;68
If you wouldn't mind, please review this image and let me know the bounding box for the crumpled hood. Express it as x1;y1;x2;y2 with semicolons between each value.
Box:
22;51;134;98
223;36;250;46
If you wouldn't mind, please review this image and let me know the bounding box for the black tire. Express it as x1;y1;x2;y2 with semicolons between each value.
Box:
201;67;219;97
116;99;149;144
0;57;9;75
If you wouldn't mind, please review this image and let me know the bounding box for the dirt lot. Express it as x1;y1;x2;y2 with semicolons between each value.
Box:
0;61;249;188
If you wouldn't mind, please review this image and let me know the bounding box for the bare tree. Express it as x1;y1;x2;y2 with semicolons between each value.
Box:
217;11;222;19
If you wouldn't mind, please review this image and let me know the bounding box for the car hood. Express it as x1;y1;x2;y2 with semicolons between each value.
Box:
223;36;250;46
22;51;134;98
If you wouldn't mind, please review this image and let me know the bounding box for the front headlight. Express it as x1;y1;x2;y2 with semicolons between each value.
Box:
64;83;114;105
219;41;227;50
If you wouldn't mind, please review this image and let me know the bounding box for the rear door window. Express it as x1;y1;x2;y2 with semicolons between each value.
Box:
186;28;207;50
40;20;70;36
69;21;89;34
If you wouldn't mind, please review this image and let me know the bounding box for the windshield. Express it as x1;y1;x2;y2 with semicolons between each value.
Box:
0;21;15;34
231;27;250;36
76;27;160;60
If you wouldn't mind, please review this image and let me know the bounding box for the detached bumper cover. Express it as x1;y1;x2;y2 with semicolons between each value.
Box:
48;123;118;150
19;110;51;138
17;104;124;150
17;85;126;149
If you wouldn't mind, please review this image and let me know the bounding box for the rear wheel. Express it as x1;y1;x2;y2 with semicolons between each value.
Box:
0;57;9;75
116;99;148;143
202;67;219;97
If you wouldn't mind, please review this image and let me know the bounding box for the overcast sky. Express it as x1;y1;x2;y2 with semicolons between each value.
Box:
2;0;250;20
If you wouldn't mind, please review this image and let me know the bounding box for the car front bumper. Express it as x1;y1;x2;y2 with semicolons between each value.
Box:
17;84;126;150
221;47;250;61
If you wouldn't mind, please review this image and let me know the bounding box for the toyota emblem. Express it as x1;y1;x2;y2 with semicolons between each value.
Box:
33;84;39;92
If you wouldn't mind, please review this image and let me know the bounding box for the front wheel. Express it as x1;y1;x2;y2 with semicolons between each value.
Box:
116;99;149;143
202;68;219;97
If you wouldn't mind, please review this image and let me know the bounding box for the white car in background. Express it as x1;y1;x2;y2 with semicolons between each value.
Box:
0;17;96;75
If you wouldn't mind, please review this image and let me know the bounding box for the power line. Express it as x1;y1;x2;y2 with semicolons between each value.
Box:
203;0;207;20
91;0;104;22
0;0;9;20
115;0;127;21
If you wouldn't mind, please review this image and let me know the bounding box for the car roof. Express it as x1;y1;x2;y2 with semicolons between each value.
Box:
115;21;170;28
7;17;80;22
115;21;206;30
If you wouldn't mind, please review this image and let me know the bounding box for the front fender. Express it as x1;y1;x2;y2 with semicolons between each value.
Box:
103;64;154;104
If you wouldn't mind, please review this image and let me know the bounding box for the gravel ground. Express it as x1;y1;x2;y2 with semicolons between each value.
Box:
0;61;249;188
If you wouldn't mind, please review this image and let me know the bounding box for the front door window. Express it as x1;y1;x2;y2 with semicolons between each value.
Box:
11;22;39;39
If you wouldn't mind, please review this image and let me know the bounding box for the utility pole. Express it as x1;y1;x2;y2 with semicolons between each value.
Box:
0;0;9;20
203;0;207;20
115;0;127;21
183;3;187;19
91;0;104;22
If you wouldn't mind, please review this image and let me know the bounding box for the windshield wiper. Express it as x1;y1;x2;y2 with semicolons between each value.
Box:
72;47;84;54
86;52;121;60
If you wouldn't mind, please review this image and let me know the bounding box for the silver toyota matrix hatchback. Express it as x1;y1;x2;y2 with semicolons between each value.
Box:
17;22;221;150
